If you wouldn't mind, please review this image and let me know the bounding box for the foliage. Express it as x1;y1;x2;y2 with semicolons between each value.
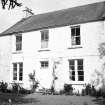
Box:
50;86;55;94
81;84;97;96
64;84;73;95
28;70;39;92
98;43;105;59
81;89;86;96
0;81;8;92
88;43;105;98
1;0;22;10
59;89;65;95
12;82;31;94
85;84;91;95
12;82;21;93
19;87;31;94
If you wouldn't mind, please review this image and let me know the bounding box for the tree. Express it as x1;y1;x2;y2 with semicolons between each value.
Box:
91;43;105;87
91;43;105;98
28;70;39;92
1;0;22;9
98;42;105;59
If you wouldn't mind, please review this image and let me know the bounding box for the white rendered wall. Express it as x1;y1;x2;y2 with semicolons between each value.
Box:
11;21;105;92
0;35;12;83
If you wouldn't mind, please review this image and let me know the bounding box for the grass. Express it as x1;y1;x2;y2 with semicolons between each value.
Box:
0;92;104;105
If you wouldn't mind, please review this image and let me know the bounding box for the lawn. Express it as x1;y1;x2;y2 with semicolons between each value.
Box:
0;93;104;105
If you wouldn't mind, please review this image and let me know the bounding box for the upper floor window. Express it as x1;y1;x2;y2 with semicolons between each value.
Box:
40;61;49;69
13;62;23;81
16;34;22;51
69;59;84;81
71;26;81;46
41;30;49;48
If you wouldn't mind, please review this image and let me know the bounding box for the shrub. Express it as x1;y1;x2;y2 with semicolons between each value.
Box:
0;81;8;92
12;82;21;93
64;84;73;95
59;90;64;95
101;86;105;98
84;84;97;96
85;84;91;95
19;87;31;94
81;89;86;96
29;70;39;92
91;85;96;96
96;88;102;98
12;82;31;94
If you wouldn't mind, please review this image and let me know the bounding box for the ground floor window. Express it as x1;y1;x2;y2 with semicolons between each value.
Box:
69;59;84;81
13;62;23;81
40;61;49;69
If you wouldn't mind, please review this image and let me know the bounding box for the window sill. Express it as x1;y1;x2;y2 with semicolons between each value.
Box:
38;49;50;52
69;81;85;85
10;81;23;84
68;46;82;49
40;67;48;69
12;51;23;54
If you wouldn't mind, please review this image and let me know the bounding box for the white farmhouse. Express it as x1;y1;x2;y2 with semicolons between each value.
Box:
0;1;105;93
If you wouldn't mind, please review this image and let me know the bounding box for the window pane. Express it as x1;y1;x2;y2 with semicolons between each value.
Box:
19;63;23;67
78;59;83;65
69;60;75;70
76;27;80;36
41;41;48;48
13;76;17;80
14;63;17;68
45;61;48;67
41;61;49;68
71;28;75;36
70;66;75;70
45;31;49;41
19;77;23;81
78;66;83;70
77;59;84;81
72;71;75;75
16;35;22;42
19;63;23;81
76;37;80;45
41;32;44;40
41;30;49;41
69;60;74;65
71;76;75;81
13;63;17;80
78;76;84;81
71;36;76;45
16;42;22;51
78;71;84;75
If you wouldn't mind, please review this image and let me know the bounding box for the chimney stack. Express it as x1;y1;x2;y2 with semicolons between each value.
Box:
23;7;34;18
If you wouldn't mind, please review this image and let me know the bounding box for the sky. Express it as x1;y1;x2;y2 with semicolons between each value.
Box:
0;0;105;33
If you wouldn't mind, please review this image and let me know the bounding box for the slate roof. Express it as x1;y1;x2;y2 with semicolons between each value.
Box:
1;1;105;35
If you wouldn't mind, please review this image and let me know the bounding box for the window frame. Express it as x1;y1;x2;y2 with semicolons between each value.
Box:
40;30;49;49
71;26;81;46
69;59;84;82
13;62;23;81
40;61;49;69
15;33;22;51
